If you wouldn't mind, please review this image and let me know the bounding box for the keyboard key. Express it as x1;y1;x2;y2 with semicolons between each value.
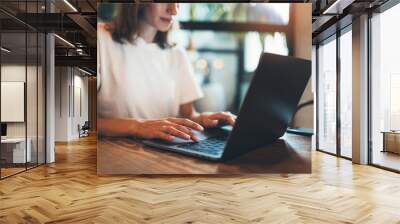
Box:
177;137;226;155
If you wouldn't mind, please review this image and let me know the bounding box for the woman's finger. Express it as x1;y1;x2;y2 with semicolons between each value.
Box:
168;123;193;135
168;118;204;131
202;118;219;127
173;125;199;141
206;112;230;120
157;132;175;141
225;115;236;125
162;126;191;140
205;112;236;125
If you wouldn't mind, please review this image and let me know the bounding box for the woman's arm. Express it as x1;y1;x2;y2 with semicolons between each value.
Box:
98;118;141;137
98;117;203;141
180;102;236;128
98;103;235;140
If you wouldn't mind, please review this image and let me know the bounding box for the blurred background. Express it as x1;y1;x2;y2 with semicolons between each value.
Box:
98;3;312;130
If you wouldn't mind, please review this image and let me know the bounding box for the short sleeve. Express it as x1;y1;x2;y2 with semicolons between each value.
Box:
173;47;204;104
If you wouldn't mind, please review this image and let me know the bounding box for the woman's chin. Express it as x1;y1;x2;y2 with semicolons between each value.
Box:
157;25;172;32
155;21;173;32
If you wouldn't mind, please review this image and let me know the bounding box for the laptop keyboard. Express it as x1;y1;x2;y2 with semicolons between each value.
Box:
176;137;226;156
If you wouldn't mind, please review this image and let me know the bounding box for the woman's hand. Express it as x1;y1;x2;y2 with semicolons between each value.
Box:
195;112;236;128
136;118;204;142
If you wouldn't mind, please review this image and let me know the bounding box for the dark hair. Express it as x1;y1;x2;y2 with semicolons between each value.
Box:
110;3;172;49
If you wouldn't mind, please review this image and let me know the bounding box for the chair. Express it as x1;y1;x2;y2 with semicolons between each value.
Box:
78;121;90;138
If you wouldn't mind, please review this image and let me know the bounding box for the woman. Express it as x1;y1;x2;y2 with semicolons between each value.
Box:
98;3;236;142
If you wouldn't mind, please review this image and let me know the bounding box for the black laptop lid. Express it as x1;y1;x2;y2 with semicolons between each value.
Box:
222;53;311;160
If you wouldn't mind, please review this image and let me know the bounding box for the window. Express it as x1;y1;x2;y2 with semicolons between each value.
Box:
317;36;337;154
0;1;46;179
339;28;352;158
370;2;400;171
390;75;400;130
316;24;353;159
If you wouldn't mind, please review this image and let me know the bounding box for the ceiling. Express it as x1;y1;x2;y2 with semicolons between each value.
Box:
0;0;97;73
311;0;391;43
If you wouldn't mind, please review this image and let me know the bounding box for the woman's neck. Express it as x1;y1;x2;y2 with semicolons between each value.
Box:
138;22;157;43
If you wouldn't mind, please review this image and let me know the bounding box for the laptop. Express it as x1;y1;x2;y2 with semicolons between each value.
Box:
143;53;311;161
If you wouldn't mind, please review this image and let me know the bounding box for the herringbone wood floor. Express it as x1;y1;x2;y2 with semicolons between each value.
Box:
1;135;400;224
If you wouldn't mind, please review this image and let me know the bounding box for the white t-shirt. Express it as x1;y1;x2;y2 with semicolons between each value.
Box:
97;27;203;119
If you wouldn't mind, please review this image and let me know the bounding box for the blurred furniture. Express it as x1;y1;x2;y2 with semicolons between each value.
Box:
195;82;226;112
1;138;31;165
78;121;90;138
382;131;400;154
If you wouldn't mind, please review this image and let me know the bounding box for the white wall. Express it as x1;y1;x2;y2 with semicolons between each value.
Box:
1;65;26;138
55;67;69;141
55;67;89;141
1;65;37;138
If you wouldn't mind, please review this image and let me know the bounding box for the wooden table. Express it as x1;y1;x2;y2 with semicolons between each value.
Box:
97;133;311;174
